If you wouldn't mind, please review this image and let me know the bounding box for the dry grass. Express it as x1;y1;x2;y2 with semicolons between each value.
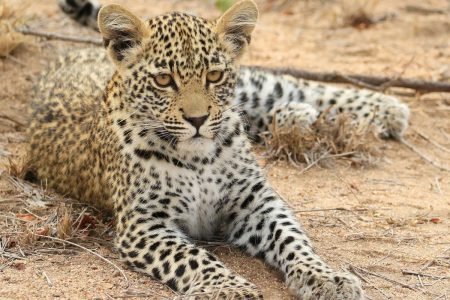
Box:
0;158;124;284
0;156;114;255
263;112;381;169
0;0;31;57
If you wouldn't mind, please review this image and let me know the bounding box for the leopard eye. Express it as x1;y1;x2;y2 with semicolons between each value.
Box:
154;74;174;88
206;70;224;84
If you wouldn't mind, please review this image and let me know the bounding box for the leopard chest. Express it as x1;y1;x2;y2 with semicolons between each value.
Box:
127;152;232;240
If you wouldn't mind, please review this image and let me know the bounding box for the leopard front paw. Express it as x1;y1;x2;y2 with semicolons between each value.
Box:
187;274;263;300
287;270;363;300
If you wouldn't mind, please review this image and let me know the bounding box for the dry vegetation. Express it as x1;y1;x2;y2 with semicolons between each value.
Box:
0;0;449;299
263;112;380;170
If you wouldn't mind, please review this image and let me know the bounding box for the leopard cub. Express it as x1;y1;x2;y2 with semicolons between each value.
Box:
30;1;364;299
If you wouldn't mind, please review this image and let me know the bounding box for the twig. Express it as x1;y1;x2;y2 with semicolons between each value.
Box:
254;66;450;94
16;28;103;46
6;54;28;67
347;265;391;299
369;241;402;266
413;129;450;154
433;293;448;300
417;274;424;288
404;5;448;15
298;151;330;174
33;234;129;285
336;74;383;91
105;293;115;300
351;265;416;291
0;259;15;271
400;138;450;172
402;270;450;280
294;207;368;213
38;270;53;287
0;113;26;127
434;177;443;195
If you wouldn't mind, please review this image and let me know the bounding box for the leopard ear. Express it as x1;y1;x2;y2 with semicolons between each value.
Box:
215;0;258;59
98;4;148;65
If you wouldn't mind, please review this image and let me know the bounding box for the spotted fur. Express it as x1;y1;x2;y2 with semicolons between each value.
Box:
27;1;415;299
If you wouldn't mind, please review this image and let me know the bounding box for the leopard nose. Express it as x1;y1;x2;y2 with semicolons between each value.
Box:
183;114;209;130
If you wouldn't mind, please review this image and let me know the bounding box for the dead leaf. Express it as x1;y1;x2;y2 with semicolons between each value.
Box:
11;262;26;270
430;217;442;224
76;214;97;230
15;213;35;222
36;227;49;236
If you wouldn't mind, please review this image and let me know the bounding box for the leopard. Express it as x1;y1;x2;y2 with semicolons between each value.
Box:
28;0;410;298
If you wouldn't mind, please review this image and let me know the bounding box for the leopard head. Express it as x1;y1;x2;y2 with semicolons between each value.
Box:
99;1;258;152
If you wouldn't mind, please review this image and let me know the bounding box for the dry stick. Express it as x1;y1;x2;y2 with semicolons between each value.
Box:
413;129;450;153
404;5;448;15
351;265;416;291
294;207;369;213
402;270;450;280
255;66;450;94
16;28;103;46
0;113;26;127
400;138;450;172
348;265;391;300
39;270;53;287
34;234;129;285
298;150;358;174
298;150;330;174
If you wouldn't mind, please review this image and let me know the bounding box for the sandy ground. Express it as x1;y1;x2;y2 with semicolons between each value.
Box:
0;0;449;299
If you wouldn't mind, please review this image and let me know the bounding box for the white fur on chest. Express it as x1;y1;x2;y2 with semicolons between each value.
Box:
173;163;226;240
130;147;232;240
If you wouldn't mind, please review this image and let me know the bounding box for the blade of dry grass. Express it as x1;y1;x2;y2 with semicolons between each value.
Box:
400;138;450;172
33;233;129;285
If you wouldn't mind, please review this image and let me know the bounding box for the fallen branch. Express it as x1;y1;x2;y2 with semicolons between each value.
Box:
16;28;102;46
255;66;450;94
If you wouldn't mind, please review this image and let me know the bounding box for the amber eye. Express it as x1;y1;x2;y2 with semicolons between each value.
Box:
206;70;224;84
154;74;174;88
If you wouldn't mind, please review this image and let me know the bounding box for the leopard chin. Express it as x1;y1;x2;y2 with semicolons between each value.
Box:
176;137;217;154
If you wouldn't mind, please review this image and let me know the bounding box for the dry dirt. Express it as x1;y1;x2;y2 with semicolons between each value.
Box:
0;0;449;299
